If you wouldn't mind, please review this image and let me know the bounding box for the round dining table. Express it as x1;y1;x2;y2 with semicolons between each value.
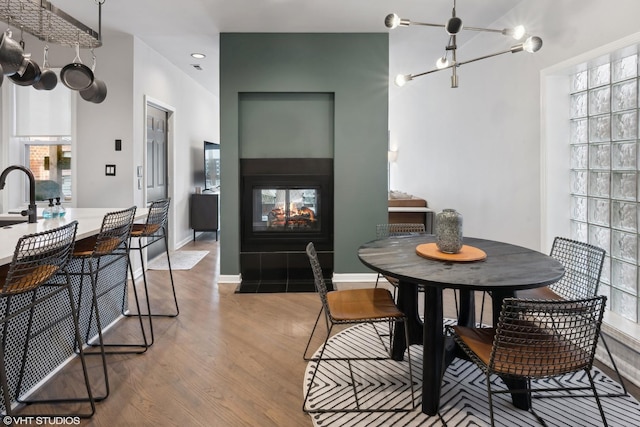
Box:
357;234;565;416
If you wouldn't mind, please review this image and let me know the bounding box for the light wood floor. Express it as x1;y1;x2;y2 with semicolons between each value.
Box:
16;233;640;426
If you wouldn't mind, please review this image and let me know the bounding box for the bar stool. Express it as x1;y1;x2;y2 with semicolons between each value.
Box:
70;206;148;402
126;198;178;346
0;221;95;418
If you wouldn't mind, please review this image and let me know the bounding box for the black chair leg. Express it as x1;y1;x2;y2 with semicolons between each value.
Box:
598;333;628;397
303;307;323;361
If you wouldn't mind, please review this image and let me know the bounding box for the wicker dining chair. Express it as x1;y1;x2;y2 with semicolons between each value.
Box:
125;198;178;347
70;206;146;402
448;296;608;427
303;242;416;413
0;221;95;418
513;237;626;397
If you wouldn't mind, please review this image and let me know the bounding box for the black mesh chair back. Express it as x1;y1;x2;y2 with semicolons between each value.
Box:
306;241;330;314
376;223;425;239
136;198;170;236
548;237;606;301
450;296;608;426
0;221;96;418
76;206;136;258
490;297;605;377
2;222;77;295
485;237;604;313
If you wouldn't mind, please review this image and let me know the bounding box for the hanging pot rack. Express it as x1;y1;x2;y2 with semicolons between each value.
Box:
0;0;102;48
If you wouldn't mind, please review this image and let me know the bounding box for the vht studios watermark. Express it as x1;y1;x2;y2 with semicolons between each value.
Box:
2;416;80;425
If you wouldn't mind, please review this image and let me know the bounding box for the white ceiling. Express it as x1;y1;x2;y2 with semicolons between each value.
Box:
50;0;522;94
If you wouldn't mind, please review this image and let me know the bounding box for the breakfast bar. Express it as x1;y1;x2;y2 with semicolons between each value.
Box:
0;208;147;263
0;207;147;412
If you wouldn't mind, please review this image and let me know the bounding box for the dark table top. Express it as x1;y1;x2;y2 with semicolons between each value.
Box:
358;235;565;291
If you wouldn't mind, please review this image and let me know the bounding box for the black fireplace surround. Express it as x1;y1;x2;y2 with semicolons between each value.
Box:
238;158;334;292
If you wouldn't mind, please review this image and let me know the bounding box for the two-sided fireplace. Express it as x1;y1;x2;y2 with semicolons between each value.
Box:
238;158;334;292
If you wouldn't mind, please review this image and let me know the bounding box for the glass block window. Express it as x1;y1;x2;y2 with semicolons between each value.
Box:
570;51;640;323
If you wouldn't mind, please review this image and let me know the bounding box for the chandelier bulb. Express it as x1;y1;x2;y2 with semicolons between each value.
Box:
394;74;412;87
385;13;399;28
436;57;449;69
385;13;410;29
523;36;543;53
512;25;526;40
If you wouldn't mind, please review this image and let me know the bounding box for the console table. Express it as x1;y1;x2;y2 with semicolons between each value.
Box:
190;192;219;240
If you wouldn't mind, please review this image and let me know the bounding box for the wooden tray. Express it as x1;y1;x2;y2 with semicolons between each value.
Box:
416;243;487;262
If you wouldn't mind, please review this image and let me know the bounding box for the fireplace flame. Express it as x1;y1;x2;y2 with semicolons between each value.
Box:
268;203;316;229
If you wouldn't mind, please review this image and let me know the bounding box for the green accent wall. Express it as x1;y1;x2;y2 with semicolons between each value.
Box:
220;33;389;276
239;92;334;158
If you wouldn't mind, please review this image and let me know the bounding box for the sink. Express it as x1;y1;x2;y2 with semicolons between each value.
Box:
0;219;28;227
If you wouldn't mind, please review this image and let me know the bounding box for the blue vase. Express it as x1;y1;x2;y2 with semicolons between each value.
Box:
435;209;463;253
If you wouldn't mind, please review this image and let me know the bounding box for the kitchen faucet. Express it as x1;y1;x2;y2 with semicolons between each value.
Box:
0;165;38;223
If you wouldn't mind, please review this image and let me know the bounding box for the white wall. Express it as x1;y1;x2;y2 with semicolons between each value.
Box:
132;37;220;247
75;35;135;209
389;0;640;252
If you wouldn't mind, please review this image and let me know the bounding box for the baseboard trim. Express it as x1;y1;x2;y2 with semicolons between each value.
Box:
219;274;241;284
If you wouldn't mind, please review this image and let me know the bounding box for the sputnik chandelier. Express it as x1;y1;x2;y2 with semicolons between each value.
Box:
386;0;543;88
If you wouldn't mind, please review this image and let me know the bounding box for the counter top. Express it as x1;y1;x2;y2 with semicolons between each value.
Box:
0;207;148;265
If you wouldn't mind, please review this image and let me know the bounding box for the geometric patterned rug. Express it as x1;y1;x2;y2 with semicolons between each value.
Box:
303;322;640;426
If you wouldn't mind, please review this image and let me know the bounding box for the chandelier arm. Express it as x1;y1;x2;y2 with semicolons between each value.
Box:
406;47;519;81
409;21;446;29
409;68;446;80
462;26;506;34
455;48;514;67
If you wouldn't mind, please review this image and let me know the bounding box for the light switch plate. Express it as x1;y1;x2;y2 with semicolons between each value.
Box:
105;165;116;176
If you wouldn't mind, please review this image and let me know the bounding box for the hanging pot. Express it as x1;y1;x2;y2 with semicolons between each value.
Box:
9;54;40;86
60;43;93;90
79;50;106;103
80;78;107;103
33;45;57;90
0;30;27;76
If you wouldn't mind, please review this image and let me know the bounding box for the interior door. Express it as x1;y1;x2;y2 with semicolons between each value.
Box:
145;104;169;259
146;105;168;203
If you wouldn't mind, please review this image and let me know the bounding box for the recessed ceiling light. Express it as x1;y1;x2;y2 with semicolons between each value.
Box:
191;53;206;59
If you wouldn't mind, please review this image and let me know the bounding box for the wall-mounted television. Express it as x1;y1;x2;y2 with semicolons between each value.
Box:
204;141;220;191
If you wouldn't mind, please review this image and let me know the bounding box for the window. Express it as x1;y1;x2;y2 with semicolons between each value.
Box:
21;138;72;201
569;48;639;322
9;77;73;204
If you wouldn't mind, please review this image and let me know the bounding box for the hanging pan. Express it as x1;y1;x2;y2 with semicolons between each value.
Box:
60;42;93;90
34;17;57;90
79;49;106;103
9;29;41;86
33;45;57;90
8;53;40;86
